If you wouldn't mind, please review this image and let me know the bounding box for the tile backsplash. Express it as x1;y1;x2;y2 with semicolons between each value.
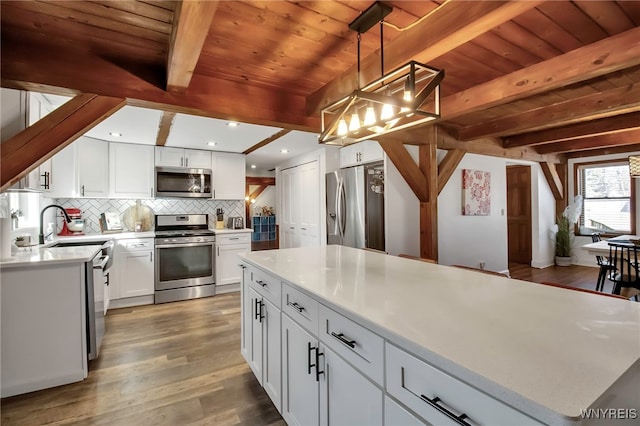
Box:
57;198;244;234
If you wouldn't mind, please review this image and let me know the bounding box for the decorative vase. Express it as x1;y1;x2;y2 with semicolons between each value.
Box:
555;256;572;267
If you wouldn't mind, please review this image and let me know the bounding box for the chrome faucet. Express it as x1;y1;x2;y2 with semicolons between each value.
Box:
39;205;71;244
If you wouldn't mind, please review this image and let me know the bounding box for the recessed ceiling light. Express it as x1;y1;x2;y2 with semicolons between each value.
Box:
109;132;122;137
281;149;289;154
227;122;239;127
207;141;217;146
251;164;256;169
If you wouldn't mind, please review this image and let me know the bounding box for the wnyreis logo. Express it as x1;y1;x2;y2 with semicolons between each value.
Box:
580;408;638;420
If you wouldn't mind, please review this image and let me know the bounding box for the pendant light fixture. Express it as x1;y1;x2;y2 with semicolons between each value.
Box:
319;2;444;146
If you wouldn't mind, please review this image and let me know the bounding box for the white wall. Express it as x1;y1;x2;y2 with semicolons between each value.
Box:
438;153;508;273
251;186;276;216
384;146;420;256
532;164;556;268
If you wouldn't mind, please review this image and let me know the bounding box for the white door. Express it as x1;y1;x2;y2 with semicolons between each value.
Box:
155;146;184;167
319;345;383;426
77;137;109;197
212;152;245;199
119;249;154;298
298;161;320;247
216;243;249;286
185;149;211;169
281;313;320;426
110;143;154;199
49;142;78;198
262;298;282;412
247;287;263;383
280;168;295;249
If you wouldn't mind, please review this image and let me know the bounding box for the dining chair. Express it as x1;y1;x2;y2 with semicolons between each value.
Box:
591;233;617;292
607;242;640;299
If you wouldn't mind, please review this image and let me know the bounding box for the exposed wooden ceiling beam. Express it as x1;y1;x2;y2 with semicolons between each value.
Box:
243;129;291;155
1;36;319;131
535;128;640;154
565;144;640;159
167;1;218;93
247;176;276;186
378;139;429;202
540;162;564;201
306;0;542;115
1;94;125;190
155;111;176;146
505;112;640;148
442;27;640;120
457;83;640;141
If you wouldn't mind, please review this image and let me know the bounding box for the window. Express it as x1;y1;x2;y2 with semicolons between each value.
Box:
576;161;633;235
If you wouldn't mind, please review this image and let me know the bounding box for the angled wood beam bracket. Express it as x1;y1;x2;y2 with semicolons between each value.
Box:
379;139;429;202
1;94;126;191
307;0;542;115
540;162;564;201
438;149;466;194
167;1;219;93
155;111;176;146
243;129;291;155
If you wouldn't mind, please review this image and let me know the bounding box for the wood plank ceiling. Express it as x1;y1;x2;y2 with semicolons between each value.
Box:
1;0;640;161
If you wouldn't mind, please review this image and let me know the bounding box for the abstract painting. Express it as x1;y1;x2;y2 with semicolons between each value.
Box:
462;169;490;216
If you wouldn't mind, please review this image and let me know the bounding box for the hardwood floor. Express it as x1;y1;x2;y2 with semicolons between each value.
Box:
1;292;284;426
0;262;622;425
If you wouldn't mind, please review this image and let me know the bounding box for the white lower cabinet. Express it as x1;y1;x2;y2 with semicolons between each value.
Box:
115;238;154;299
385;396;425;426
320;344;383;426
281;313;320;426
215;232;250;293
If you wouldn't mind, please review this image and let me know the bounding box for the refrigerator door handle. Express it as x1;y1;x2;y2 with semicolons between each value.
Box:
339;178;347;238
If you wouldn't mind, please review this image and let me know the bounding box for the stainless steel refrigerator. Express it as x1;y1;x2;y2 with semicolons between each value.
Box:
326;162;385;250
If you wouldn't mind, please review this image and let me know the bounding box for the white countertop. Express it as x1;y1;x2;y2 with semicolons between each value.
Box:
1;245;102;268
240;245;640;423
50;231;156;243
212;228;253;234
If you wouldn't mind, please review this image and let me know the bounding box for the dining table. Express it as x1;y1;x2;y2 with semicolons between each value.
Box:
581;234;640;256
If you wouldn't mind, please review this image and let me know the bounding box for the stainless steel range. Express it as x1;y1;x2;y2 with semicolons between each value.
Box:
154;214;216;304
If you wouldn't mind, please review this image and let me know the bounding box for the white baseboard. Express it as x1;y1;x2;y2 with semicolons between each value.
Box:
531;260;554;269
109;295;154;310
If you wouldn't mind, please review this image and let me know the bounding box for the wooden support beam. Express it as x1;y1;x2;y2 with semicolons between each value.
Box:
565;144;640;159
420;139;438;261
438;149;466;194
535;129;640;154
243;129;291;155
167;1;219;92
155;111;176;146
553;163;568;220
250;185;269;201
441;27;640;120
458;83;640;141
1;94;125;191
247;177;276;186
378;139;429;202
306;0;541;115
540;162;564;201
505;112;640;148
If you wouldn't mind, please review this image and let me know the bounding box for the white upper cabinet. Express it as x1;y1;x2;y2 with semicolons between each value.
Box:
211;152;245;200
110;142;154;199
339;140;383;168
77;137;109;198
155;146;211;169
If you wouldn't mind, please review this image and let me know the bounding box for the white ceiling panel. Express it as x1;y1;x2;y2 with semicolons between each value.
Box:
166;113;282;153
85;106;162;145
245;130;327;173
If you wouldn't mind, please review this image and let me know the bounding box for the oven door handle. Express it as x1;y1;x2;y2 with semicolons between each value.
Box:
155;242;215;249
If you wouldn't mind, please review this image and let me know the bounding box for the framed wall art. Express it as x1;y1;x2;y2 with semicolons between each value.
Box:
462;169;490;216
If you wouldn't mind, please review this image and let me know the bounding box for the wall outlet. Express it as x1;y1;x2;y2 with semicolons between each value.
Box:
479;261;486;270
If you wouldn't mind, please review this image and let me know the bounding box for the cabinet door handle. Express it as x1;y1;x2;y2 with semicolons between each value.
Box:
255;279;267;287
330;332;356;348
287;301;305;312
307;342;314;375
185;157;188;167
307;343;324;382
258;299;264;323
151;187;154;197
300;227;307;231
419;395;471;426
289;227;294;230
238;264;246;269
81;185;85;196
315;346;325;382
149;252;153;262
41;171;50;190
217;247;220;256
180;157;184;167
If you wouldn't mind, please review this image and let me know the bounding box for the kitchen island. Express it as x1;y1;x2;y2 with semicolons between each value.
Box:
240;245;640;425
1;245;102;397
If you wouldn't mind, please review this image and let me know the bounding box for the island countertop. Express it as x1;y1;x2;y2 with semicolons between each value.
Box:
240;245;640;424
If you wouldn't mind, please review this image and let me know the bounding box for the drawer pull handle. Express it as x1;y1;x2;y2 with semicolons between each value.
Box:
420;394;471;426
230;237;240;240
256;280;267;287
287;301;305;312
330;332;356;348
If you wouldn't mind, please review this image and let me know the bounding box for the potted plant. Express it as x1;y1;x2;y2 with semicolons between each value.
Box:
552;195;583;266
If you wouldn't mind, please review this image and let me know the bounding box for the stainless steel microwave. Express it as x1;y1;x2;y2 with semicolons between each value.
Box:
155;166;212;198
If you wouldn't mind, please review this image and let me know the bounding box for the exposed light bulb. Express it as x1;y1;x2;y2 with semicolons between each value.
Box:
245;196;250;201
337;118;348;136
250;198;256;204
349;112;361;132
363;105;376;126
380;103;394;121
